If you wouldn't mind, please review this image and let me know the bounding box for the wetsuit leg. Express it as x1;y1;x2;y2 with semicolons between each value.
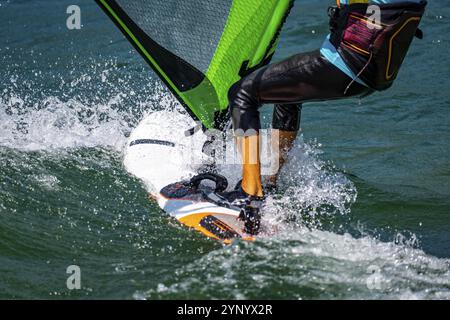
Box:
228;49;371;132
272;103;302;132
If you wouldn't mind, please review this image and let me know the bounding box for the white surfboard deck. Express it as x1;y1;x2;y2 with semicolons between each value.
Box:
123;111;254;243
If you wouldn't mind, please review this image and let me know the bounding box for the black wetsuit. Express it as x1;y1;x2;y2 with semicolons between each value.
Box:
229;0;427;132
229;49;372;132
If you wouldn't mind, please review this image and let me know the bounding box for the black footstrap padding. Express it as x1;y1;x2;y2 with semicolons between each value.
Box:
189;173;228;193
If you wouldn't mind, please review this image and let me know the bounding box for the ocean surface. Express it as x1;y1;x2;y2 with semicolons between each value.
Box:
0;0;449;299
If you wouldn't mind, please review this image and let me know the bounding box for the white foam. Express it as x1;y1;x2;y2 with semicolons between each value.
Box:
0;59;175;152
0;94;128;151
140;227;450;299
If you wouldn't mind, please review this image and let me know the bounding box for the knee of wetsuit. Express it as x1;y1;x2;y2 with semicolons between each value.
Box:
272;104;302;132
227;80;241;104
228;80;261;134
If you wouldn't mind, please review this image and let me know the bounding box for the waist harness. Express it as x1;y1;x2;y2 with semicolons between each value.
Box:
328;1;427;91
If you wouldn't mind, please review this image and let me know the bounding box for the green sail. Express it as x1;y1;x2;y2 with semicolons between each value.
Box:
96;0;294;129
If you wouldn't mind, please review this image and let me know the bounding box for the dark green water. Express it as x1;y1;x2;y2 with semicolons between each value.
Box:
0;0;449;299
